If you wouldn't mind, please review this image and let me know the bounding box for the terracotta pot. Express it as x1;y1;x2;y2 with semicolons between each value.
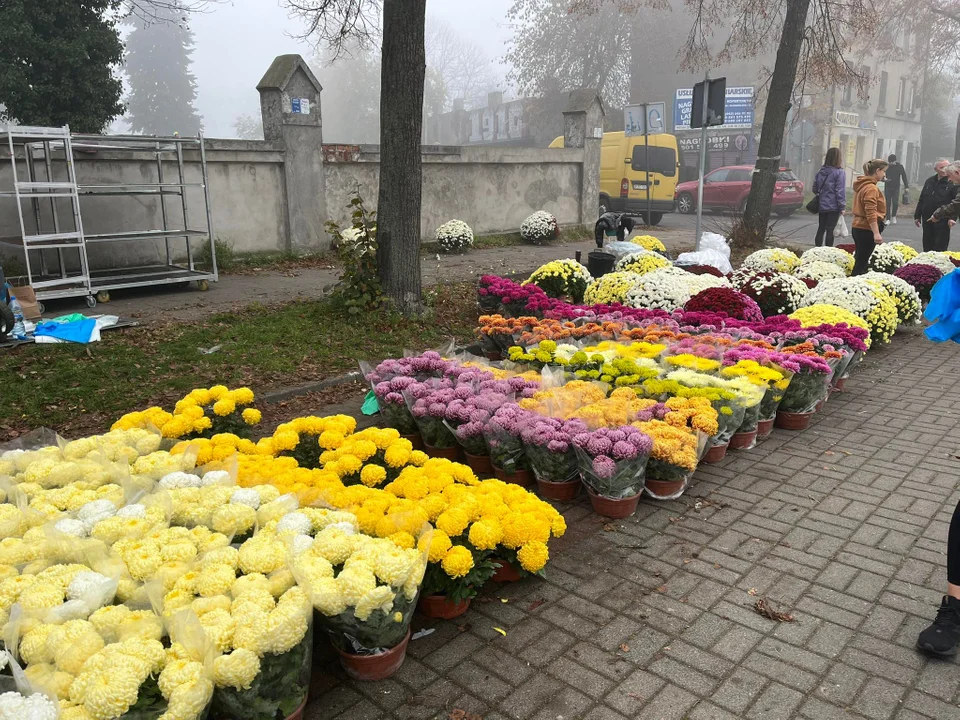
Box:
485;351;503;362
729;430;757;450
832;377;847;392
702;442;728;463
464;452;493;476
285;695;309;720
424;444;460;461
644;478;685;499
586;487;642;519
400;433;423;451
491;560;522;583
814;399;824;412
334;629;410;682
756;418;775;438
493;467;533;487
774;410;813;430
418;593;472;619
535;477;582;501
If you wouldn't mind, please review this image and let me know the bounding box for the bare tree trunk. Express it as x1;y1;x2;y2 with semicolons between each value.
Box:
737;0;810;247
377;0;426;313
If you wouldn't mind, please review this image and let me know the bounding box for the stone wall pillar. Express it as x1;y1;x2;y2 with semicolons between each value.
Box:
562;90;605;226
257;55;326;251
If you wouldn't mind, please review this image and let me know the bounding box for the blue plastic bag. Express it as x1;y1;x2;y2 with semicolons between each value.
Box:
924;271;960;343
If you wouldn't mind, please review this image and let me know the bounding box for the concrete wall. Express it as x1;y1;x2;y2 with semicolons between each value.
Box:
324;145;586;237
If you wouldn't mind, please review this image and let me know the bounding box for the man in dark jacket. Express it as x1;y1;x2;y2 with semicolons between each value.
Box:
917;159;958;251
885;154;909;224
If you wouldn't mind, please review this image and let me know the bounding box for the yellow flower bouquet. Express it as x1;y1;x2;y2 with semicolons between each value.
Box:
113;386;262;442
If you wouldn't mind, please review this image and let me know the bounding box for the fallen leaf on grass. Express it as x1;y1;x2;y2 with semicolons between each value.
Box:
753;597;795;622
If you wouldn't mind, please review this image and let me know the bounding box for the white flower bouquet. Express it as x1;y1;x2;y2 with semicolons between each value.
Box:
742;248;801;274
799;246;854;275
520;211;559;245
435;220;474;253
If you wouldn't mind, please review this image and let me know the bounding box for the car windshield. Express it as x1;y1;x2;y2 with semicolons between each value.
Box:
631;146;677;176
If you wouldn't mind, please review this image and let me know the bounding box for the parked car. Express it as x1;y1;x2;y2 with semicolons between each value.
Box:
674;165;804;217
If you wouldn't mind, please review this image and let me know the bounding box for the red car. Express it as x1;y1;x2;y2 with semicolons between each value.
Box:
674;165;804;217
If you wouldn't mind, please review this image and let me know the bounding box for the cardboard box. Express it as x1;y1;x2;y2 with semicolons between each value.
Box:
9;285;42;321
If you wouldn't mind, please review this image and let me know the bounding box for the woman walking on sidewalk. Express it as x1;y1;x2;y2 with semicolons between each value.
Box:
851;159;888;276
812;148;846;247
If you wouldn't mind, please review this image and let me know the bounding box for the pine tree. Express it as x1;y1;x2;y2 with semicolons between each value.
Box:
124;3;203;136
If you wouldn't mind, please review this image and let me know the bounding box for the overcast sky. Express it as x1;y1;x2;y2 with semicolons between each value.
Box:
190;0;514;137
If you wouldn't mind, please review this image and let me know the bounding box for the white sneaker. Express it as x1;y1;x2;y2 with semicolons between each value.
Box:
892;217;898;224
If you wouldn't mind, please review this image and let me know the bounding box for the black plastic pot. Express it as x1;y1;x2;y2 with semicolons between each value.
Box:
587;250;616;278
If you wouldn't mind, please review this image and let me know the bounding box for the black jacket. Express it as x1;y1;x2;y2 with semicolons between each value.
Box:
916;175;960;221
885;162;908;189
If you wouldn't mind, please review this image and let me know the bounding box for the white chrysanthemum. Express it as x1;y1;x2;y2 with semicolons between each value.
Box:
905;252;956;276
799;246;854;274
742;248;800;274
861;272;922;325
159;471;202;489
200;470;231;487
290;534;315;555
54;518;88;537
116;503;147;519
794;260;846;283
867;244;906;273
77;499;116;522
520;211;558;244
435;219;474;252
625;267;694;311
230;488;261;509
276;512;312;536
0;650;7;672
0;691;58;720
66;570;117;609
329;522;357;535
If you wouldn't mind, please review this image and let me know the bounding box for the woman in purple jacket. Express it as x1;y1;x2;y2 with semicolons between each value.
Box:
812;148;846;247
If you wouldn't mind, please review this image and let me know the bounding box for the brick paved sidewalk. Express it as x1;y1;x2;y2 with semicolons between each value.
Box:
305;324;960;720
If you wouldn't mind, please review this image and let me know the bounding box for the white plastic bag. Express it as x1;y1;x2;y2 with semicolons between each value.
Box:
676;232;733;275
836;214;850;238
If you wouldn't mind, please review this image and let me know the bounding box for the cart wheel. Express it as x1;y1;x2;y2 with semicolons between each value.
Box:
37;302;45;315
197;280;210;292
85;296;97;309
95;291;111;304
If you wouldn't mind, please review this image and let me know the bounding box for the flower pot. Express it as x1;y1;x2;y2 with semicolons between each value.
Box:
493;467;533;487
536;477;582;501
464;452;493;476
774;410;813;430
815;399;824;412
832;377;847;392
485;351;503;362
334;629;411;682
418;593;472;619
756;418;775;438
400;433;423;451
644;478;685;499
424;444;460;461
729;430;757;450
586;487;642;519
702;442;729;463
285;695;309;720
492;559;522;583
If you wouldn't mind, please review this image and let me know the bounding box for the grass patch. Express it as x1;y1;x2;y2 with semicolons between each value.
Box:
195;238;336;275
0;282;478;440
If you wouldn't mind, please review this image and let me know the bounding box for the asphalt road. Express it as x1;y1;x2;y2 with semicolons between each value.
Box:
658;209;935;250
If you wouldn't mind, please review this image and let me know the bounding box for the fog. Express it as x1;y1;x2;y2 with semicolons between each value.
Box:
188;0;514;138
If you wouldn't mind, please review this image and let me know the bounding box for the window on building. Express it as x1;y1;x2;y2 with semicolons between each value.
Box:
859;66;871;103
842;83;853;104
896;139;904;158
875;139;884;158
908;82;916;113
878;71;888;109
897;77;906;111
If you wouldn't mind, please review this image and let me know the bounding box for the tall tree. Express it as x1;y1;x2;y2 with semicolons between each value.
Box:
0;0;125;132
285;0;427;314
425;19;501;112
124;2;203;135
504;0;632;110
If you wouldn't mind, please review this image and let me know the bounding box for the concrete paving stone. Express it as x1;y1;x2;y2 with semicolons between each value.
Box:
687;701;743;720
746;681;805;719
681;613;734;649
603;669;666;715
545;656;616;699
851;677;908;720
447;660;514;702
712;666;768;714
391;678;462;719
743;652;820;693
581;706;630;720
799;697;870;720
518;627;577;668
501;677;593;720
901;689;960;720
915;659;960;702
816;662;869;705
648;655;720;695
757;637;831;673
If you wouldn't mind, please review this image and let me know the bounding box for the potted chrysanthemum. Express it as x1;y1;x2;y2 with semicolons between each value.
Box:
520;211;560;245
435;219;474;253
572;425;654;518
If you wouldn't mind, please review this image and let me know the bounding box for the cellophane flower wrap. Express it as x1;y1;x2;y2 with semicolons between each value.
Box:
435;219;474;253
799;246;854;275
520;211;559;245
893;264;942;302
407;381;459;449
572;426;653;499
367;353;455;435
665;369;753;447
775;350;834;413
524;259;593;302
684;287;763;322
635;399;715;498
445;377;537;456
483;404;530;473
293;515;428;654
720;350;790;433
521;417;588;484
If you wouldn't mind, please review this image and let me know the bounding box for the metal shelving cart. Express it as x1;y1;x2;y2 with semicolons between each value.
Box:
0;125;217;309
